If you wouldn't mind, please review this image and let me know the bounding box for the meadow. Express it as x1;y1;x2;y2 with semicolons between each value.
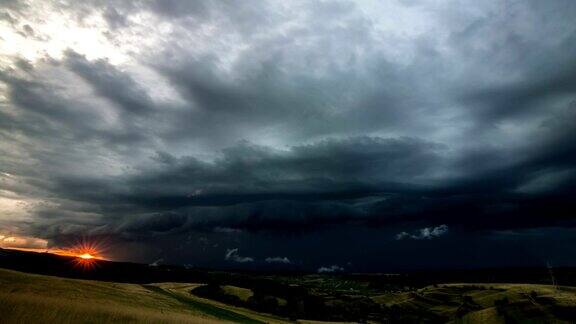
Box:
2;260;576;323
0;268;282;323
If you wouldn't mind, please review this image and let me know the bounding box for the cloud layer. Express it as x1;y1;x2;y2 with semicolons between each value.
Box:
1;0;576;269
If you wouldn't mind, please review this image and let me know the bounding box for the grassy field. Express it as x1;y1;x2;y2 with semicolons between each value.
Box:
191;280;576;322
0;268;285;323
371;283;576;323
155;282;291;324
2;267;576;323
221;285;254;302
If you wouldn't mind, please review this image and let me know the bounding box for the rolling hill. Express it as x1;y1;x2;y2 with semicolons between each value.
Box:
2;248;576;322
0;268;287;323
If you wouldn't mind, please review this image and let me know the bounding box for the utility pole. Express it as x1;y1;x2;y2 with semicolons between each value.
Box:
547;262;558;291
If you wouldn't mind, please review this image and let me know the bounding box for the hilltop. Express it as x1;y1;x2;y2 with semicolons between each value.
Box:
2;248;576;322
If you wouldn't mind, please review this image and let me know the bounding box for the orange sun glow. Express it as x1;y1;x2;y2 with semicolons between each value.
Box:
58;239;109;271
78;253;94;259
3;238;110;270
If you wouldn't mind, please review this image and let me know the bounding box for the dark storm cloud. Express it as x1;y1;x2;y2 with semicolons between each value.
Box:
1;0;576;268
65;51;156;114
143;0;436;147
29;130;576;240
462;54;576;124
124;136;442;204
1;64;124;135
0;71;149;191
25;136;442;238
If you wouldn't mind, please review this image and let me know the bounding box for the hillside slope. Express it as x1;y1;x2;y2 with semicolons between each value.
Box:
0;268;283;323
2;266;576;323
376;283;576;323
190;280;576;322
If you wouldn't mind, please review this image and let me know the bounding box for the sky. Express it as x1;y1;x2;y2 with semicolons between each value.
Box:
1;0;576;272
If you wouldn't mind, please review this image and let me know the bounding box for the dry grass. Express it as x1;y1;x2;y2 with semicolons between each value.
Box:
0;268;229;323
221;285;254;302
5;267;573;324
158;283;291;324
0;292;223;324
385;283;576;324
457;307;505;324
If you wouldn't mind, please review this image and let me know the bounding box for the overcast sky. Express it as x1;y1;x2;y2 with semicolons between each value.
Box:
1;0;576;271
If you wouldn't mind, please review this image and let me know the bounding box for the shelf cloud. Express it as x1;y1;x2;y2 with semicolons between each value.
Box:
1;0;576;270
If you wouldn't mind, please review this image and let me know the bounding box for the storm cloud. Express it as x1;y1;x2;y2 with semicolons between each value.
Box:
1;0;576;270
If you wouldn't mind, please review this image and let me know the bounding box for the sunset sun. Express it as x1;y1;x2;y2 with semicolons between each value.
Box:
78;253;94;260
54;239;110;271
72;250;100;271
